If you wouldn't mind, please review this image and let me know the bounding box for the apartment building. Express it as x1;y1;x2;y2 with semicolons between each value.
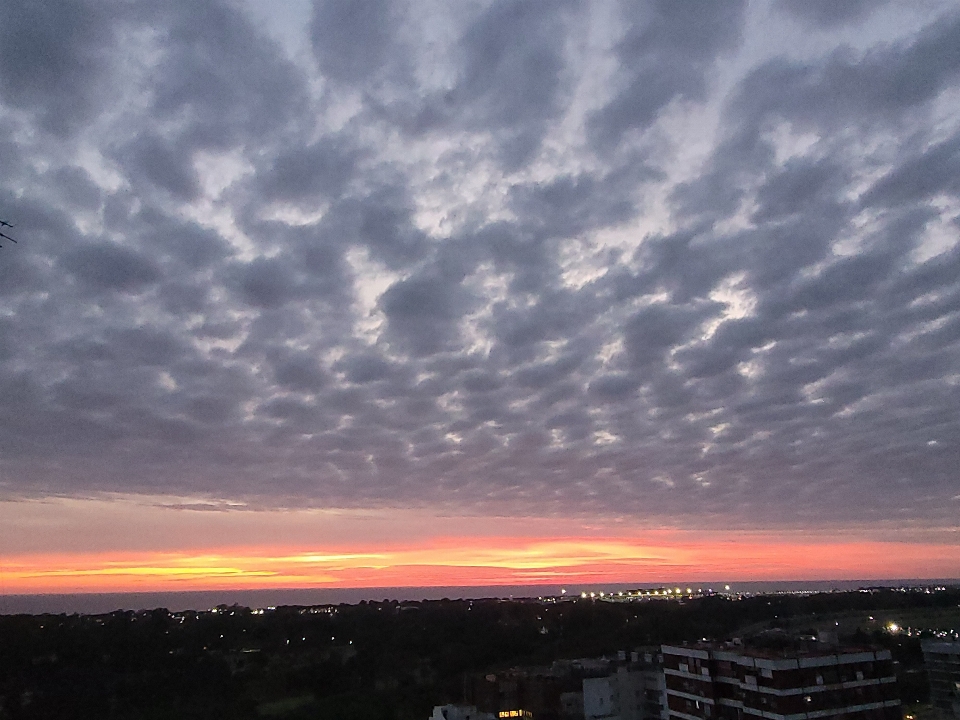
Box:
921;640;960;719
661;643;900;720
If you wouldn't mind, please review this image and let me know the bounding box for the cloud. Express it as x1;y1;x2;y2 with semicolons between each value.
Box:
0;0;958;533
380;272;475;356
60;242;162;293
0;0;120;135
440;0;575;163
860;132;960;209
310;0;394;84
588;0;747;149
775;0;892;28
257;135;361;202
119;134;201;201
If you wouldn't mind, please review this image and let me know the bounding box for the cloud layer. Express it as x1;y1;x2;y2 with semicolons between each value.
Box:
1;0;959;530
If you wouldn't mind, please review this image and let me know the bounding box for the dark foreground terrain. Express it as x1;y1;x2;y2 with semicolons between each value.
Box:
1;586;957;719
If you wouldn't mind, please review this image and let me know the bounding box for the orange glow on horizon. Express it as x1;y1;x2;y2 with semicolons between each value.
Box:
2;535;957;594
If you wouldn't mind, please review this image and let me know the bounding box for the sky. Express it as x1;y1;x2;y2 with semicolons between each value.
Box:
1;0;959;595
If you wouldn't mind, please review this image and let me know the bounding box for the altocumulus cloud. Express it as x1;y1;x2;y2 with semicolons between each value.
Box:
0;0;959;530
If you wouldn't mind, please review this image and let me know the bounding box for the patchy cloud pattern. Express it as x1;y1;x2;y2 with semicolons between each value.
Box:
1;0;959;530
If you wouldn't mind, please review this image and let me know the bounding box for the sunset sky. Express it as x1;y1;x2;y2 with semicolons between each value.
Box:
1;0;959;596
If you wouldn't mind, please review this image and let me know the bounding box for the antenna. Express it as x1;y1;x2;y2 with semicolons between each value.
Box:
0;220;15;248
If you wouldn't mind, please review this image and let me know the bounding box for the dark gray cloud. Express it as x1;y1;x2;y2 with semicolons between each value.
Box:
369;0;577;165
776;0;892;28
441;0;574;162
270;350;329;393
860;132;960;209
0;0;121;135
737;10;960;131
119;134;200;201
0;0;959;530
144;0;308;147
380;272;476;356
310;0;394;84
589;0;747;149
257;135;361;202
60;242;162;294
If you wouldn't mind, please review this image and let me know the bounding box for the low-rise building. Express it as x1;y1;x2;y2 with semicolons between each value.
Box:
584;669;637;720
467;666;572;719
582;650;668;720
430;704;496;720
560;691;585;718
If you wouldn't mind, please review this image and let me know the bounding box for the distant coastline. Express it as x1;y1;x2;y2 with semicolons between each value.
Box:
2;578;957;615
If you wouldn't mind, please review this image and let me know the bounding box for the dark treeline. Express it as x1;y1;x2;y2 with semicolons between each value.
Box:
1;587;956;720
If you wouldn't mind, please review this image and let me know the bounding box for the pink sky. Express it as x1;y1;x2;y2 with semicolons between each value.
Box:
2;497;956;594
